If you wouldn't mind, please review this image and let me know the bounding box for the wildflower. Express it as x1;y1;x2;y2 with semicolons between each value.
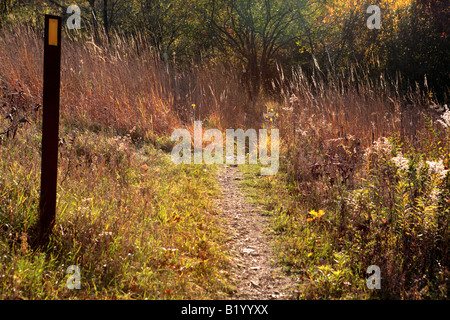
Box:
391;152;409;171
426;159;449;180
372;137;392;154
99;231;113;237
364;137;392;161
437;109;450;128
429;188;441;204
307;209;325;222
191;104;196;108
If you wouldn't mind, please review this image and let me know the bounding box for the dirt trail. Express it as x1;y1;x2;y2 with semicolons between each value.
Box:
216;165;296;300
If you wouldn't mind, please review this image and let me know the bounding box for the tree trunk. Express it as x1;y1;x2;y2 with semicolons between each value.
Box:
103;0;110;43
87;0;100;42
248;54;260;101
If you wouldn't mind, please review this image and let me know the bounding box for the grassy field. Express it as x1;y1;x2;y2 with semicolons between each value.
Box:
1;21;448;300
0;23;244;300
0;118;236;299
240;81;449;299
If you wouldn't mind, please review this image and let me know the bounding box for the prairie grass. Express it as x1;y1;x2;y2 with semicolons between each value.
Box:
240;66;449;299
0;23;255;139
0;24;238;299
0;21;448;300
0;116;235;299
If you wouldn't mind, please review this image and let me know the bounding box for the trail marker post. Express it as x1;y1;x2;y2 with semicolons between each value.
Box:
37;15;62;247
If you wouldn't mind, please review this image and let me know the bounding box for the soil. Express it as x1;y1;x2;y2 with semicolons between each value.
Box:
216;165;297;300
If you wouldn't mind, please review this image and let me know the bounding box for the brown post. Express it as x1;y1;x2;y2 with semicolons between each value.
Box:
37;15;62;247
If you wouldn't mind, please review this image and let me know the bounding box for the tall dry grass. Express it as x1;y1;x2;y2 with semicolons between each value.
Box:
250;64;449;299
1;21;447;300
0;23;255;141
278;65;443;148
0;24;239;299
271;63;448;193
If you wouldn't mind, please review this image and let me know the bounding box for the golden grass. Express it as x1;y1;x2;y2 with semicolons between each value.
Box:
0;22;448;300
0;24;238;299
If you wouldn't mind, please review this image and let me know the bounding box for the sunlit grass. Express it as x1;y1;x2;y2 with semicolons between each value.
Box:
0;20;448;301
0;121;233;299
239;80;449;299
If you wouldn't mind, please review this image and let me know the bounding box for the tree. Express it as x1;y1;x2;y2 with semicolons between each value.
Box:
207;0;313;101
0;0;14;28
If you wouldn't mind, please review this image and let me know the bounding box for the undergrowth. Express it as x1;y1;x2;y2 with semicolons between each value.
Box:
0;117;233;299
240;107;449;299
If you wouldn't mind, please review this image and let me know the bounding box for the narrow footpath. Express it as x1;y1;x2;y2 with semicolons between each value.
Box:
216;165;297;300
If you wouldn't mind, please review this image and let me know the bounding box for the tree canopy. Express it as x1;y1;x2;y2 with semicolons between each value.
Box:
1;0;448;101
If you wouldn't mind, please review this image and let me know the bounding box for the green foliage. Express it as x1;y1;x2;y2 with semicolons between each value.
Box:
2;0;447;101
0;122;233;299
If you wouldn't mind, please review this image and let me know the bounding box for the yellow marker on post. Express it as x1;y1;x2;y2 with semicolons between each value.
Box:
38;15;62;247
48;18;59;46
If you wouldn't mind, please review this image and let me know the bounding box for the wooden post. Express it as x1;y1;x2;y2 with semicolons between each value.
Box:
37;15;62;247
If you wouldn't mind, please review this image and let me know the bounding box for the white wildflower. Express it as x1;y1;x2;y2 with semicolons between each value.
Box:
429;188;441;204
364;137;392;159
373;137;392;154
437;109;450;128
426;159;449;180
118;141;128;152
391;152;409;171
